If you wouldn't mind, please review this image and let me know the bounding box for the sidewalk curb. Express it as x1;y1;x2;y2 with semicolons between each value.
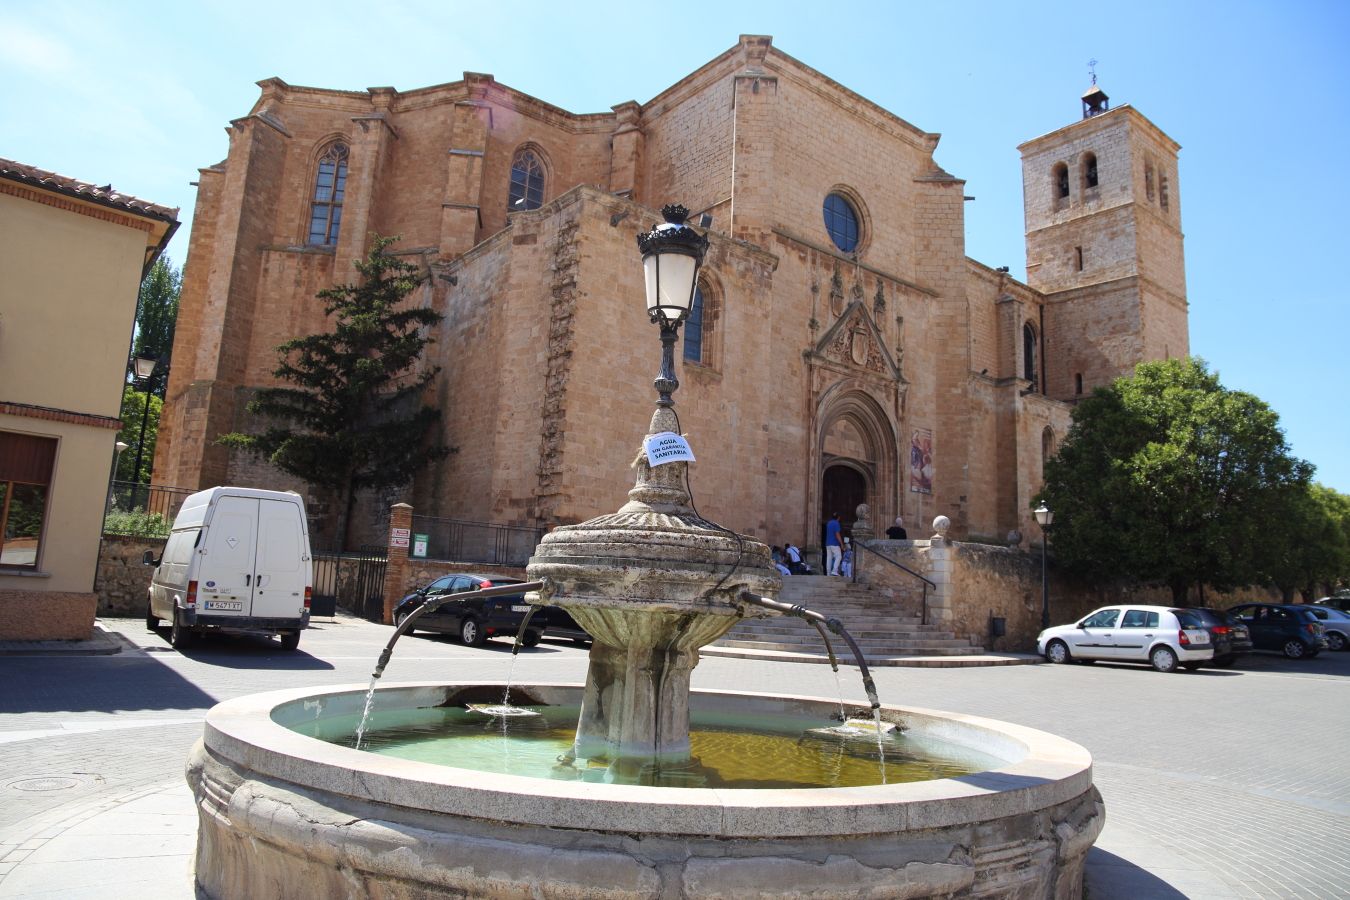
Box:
0;621;125;657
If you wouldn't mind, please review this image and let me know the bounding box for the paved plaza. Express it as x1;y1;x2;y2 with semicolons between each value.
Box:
1;613;1347;899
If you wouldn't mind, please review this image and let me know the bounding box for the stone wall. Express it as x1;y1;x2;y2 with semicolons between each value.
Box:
95;535;165;617
0;591;98;640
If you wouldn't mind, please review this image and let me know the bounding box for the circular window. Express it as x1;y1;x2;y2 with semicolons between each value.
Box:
822;192;860;253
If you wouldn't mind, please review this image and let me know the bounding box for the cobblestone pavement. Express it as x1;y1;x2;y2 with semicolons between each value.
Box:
1;614;1347;898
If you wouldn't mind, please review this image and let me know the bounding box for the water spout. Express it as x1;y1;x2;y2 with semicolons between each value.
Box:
736;591;881;714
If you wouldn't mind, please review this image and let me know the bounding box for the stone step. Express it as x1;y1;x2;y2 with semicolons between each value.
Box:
725;625;957;641
716;639;977;656
722;636;976;652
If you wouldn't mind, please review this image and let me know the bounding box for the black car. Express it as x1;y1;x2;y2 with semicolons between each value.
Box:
541;606;592;646
394;574;542;647
1227;603;1327;659
1184;607;1253;667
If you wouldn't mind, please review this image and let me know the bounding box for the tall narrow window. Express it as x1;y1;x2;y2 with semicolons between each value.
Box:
1083;152;1098;189
1075;373;1084;395
683;285;705;363
1041;427;1056;476
1145;160;1155;201
1022;323;1037;385
308;142;348;246
0;432;56;569
1159;174;1170;212
1074;246;1084;271
1053;163;1070;200
509;149;545;211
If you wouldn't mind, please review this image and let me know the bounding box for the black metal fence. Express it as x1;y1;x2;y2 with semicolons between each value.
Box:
107;481;195;520
312;546;388;621
410;515;544;567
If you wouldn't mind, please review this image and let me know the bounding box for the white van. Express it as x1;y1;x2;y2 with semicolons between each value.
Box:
145;486;312;650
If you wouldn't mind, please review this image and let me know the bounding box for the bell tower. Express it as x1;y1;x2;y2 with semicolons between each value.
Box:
1018;83;1188;402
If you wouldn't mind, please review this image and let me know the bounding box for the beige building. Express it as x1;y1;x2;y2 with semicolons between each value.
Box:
155;36;1186;552
0;159;178;639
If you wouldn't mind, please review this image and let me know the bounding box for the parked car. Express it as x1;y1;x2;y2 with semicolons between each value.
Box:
541;606;592;645
1226;604;1326;659
1037;605;1214;672
1313;595;1350;613
1184;607;1253;667
393;574;541;647
1303;605;1350;651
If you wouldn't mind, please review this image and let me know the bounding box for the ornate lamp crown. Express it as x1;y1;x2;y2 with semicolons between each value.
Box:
637;204;709;322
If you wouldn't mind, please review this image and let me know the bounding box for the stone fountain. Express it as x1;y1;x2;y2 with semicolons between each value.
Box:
185;205;1102;898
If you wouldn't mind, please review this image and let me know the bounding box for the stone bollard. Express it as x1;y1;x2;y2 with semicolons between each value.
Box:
851;502;873;581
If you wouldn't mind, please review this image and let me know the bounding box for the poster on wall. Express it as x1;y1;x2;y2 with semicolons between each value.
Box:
909;429;933;494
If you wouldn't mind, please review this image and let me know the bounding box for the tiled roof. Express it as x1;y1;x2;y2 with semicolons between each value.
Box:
0;157;179;222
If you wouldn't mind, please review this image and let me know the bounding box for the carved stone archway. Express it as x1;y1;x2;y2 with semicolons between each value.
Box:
812;388;899;549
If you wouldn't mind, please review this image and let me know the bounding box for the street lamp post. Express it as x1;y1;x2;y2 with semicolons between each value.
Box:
1034;502;1054;628
637;204;708;407
130;354;158;511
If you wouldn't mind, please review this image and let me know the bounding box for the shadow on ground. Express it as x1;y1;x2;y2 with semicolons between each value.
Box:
1085;846;1189;899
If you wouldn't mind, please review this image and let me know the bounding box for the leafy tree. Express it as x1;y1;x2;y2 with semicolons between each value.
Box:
1040;358;1312;604
218;236;449;550
1265;484;1350;600
115;385;161;484
130;256;181;398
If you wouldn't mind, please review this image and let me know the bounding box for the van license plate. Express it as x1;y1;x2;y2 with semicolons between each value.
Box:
511;605;530;612
205;600;243;611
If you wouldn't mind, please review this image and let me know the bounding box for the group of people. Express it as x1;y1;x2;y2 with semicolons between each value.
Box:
770;514;909;578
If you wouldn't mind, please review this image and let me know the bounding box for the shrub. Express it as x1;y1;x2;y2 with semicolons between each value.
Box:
104;509;172;538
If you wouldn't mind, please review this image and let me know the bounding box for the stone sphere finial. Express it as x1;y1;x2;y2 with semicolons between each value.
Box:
851;503;873;542
1006;529;1022;548
932;515;951;542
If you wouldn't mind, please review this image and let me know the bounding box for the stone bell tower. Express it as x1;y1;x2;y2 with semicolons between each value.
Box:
1018;81;1189;402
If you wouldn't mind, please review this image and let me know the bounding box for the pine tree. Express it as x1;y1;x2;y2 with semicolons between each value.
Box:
219;236;450;549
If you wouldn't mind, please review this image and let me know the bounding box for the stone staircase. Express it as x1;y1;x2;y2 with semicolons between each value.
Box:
712;576;983;661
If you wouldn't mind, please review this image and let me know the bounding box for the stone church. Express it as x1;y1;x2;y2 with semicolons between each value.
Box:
154;35;1188;551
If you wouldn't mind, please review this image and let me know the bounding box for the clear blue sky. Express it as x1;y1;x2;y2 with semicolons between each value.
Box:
4;1;1347;492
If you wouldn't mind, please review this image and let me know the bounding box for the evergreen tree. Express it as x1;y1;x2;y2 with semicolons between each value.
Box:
1040;358;1312;604
219;236;449;550
130;256;181;397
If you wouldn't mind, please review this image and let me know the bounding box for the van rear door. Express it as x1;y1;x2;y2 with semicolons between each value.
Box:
253;498;307;620
199;495;258;618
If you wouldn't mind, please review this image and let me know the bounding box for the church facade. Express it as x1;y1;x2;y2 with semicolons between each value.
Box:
154;35;1187;551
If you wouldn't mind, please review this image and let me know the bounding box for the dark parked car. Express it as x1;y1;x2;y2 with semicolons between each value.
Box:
1227;604;1327;659
394;574;541;647
1185;607;1253;667
541;606;592;646
1313;595;1350;613
1304;605;1350;652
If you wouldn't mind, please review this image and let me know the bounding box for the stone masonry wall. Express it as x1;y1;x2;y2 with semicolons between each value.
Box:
95;535;165;616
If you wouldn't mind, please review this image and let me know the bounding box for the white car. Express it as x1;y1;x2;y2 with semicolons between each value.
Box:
1037;605;1213;673
1304;605;1350;652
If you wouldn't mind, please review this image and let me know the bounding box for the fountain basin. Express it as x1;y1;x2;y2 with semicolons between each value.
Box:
189;682;1102;898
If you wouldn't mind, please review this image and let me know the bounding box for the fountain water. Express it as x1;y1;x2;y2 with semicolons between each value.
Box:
186;204;1102;898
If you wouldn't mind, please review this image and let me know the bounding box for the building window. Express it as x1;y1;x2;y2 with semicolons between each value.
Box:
1053;163;1070;200
683;285;705;363
1145;160;1155;201
0;432;56;569
1075;246;1084;271
307;142;349;246
1083;153;1099;189
1022;323;1038;386
822;192;860;253
1041;426;1056;476
1159;173;1170;212
508;149;545;211
1075;373;1084;395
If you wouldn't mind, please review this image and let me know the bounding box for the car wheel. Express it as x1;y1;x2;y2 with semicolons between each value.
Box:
279;631;301;651
1044;640;1071;664
460;617;485;647
1181;662;1203;671
520;630;541;648
1327;631;1347;652
170;612;194;650
1150;645;1179;673
395;609;415;634
1282;639;1308;659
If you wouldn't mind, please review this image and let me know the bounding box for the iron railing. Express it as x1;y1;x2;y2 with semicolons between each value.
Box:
855;541;937;625
311;546;388;621
409;515;545;567
107;481;195;520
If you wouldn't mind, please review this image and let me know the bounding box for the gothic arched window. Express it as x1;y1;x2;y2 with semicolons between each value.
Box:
683;285;705;363
509;148;545;211
1023;322;1038;386
308;141;349;246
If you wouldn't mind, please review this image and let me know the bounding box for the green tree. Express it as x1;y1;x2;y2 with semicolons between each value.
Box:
1040;358;1312;604
115;385;162;484
130;256;181;397
1265;484;1350;600
218;236;449;550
